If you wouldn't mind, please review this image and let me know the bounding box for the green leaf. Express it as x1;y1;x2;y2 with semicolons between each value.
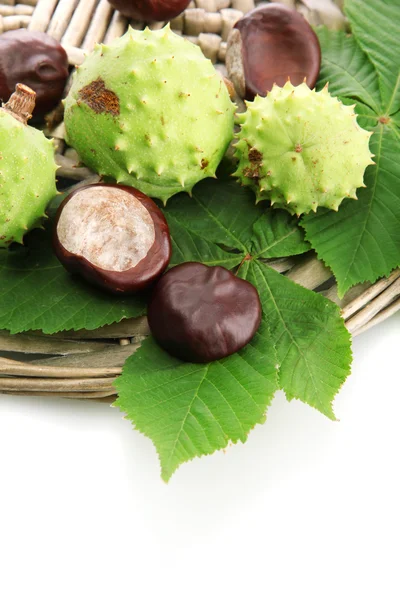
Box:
0;228;146;334
251;209;310;259
246;261;352;420
114;321;279;482
164;179;309;262
345;0;400;113
163;178;265;252
392;111;400;129
167;214;240;270
302;20;400;296
316;27;381;113
352;102;382;132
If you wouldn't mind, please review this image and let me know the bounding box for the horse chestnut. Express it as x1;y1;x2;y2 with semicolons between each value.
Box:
107;0;191;21
226;4;321;100
53;184;171;294
0;29;69;119
148;262;262;363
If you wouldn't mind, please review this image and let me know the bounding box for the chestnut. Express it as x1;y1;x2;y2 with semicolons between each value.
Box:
226;3;321;100
0;29;69;119
107;0;191;21
148;262;262;363
53;184;171;294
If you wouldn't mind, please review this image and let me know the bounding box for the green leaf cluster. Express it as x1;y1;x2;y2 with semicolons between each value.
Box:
115;179;352;481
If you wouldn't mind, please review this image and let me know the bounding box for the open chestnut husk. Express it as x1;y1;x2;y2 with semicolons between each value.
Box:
226;4;321;100
0;29;69;119
108;0;191;21
53;184;171;294
148;262;262;363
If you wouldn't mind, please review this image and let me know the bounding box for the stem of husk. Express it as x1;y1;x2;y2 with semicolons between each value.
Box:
2;83;36;125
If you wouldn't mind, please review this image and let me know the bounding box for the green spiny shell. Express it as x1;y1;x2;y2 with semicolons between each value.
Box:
64;25;235;203
0;110;57;248
234;81;374;216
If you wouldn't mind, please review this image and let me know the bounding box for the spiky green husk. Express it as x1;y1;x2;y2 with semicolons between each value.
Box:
234;81;374;216
64;26;235;203
0;111;57;248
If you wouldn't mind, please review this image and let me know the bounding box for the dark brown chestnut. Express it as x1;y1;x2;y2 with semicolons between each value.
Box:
226;3;321;100
53;184;171;294
108;0;191;21
0;29;69;119
148;262;262;363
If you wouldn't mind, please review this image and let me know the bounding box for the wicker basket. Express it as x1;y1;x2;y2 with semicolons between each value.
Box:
0;0;399;401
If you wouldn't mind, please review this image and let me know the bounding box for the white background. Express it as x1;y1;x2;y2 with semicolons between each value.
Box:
0;315;399;600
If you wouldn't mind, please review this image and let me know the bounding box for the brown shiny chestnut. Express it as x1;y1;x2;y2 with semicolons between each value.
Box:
148;262;262;363
53;184;171;294
108;0;191;21
0;29;69;119
226;3;321;100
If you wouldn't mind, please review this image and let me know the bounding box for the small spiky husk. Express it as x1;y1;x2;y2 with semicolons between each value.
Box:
64;25;235;203
0;110;58;248
234;81;374;216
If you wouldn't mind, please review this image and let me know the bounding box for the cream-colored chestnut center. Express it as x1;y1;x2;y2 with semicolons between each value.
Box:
57;186;156;272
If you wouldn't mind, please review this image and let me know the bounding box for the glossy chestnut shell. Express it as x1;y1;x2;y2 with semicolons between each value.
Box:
108;0;191;21
148;262;262;363
53;184;171;294
0;29;69;118
226;3;321;100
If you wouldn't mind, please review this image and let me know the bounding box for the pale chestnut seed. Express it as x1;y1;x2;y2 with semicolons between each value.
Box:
53;184;171;294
